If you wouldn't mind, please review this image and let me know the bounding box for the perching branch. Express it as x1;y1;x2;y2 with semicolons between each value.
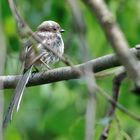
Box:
1;47;140;89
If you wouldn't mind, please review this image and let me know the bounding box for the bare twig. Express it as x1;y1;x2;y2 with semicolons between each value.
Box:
97;86;140;122
99;71;126;140
83;0;140;89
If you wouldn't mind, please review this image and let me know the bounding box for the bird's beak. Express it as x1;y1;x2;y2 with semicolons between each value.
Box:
60;29;65;33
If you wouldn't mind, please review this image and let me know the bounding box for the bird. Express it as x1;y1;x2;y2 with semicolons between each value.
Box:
3;20;65;128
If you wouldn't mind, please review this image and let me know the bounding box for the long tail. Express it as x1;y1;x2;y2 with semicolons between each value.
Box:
3;66;33;129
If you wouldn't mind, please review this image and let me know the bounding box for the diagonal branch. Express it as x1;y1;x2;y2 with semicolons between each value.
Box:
1;47;140;89
83;0;140;88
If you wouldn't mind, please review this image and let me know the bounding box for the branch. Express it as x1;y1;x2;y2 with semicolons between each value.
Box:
97;86;140;122
99;71;126;140
83;0;140;88
1;47;140;89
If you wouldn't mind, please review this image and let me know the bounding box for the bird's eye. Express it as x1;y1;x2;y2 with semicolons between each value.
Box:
53;28;57;31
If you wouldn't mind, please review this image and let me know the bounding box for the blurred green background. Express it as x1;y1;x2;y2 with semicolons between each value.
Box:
1;0;140;139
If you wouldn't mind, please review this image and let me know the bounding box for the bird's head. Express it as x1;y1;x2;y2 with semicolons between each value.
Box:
37;20;65;34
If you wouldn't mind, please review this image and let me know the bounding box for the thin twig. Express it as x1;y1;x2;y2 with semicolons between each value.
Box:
97;86;140;122
99;71;126;140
